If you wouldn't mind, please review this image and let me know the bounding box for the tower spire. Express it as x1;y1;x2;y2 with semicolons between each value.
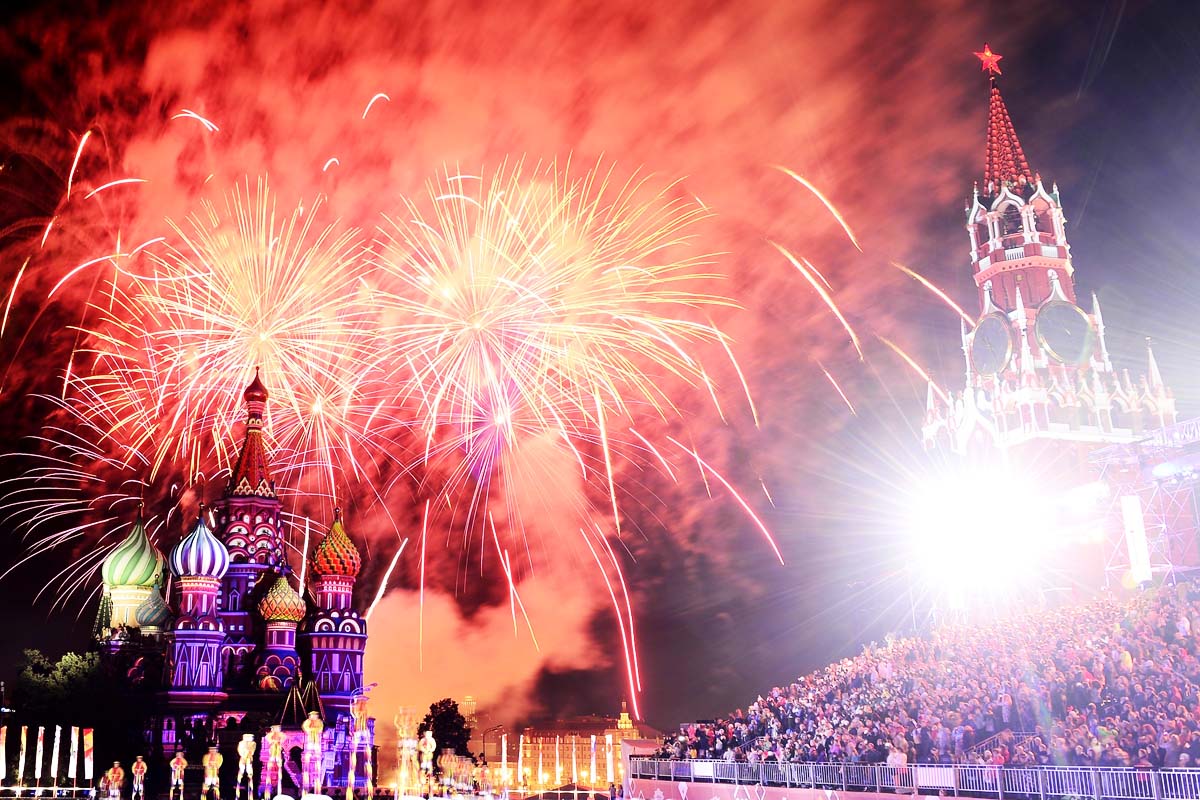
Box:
228;369;275;498
1147;338;1164;394
1092;293;1113;371
976;44;1033;190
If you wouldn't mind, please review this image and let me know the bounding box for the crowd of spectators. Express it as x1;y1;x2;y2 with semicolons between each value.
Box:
657;582;1200;769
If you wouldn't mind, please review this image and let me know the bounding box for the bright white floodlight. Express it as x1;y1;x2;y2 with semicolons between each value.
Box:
905;465;1060;608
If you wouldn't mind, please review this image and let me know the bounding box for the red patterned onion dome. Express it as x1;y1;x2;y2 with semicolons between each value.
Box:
312;507;361;578
258;575;306;622
169;510;230;579
101;516;165;588
244;369;268;404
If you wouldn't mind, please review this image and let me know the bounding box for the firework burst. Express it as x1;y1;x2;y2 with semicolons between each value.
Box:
373;162;738;504
77;179;389;497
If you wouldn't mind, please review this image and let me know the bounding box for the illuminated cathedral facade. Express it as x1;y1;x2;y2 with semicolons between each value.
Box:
93;374;375;789
923;45;1176;459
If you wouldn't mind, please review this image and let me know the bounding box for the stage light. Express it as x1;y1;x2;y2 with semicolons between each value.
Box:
904;465;1057;606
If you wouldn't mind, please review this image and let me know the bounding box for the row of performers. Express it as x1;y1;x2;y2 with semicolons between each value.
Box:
99;713;351;800
98;717;439;800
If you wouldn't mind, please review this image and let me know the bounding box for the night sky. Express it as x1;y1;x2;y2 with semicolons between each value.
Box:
1;0;1199;735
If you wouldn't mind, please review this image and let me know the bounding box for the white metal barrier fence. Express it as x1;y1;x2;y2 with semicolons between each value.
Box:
629;757;1200;799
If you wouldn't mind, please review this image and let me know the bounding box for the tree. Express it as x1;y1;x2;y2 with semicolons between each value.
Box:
417;698;472;768
11;649;148;770
14;649;109;722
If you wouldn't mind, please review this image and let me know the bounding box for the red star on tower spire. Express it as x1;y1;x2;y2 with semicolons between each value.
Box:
975;43;1003;76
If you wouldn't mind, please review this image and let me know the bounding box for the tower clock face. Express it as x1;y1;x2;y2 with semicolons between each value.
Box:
970;313;1013;376
1035;300;1093;364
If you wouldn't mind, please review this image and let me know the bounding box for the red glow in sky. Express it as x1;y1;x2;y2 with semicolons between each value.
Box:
6;0;1182;736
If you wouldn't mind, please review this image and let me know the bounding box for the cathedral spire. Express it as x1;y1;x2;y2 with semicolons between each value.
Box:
1092;293;1113;371
977;44;1034;191
228;369;275;498
1147;338;1164;394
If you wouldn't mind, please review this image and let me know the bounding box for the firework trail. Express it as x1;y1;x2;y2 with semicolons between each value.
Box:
774;165;862;252
876;334;947;403
819;363;858;416
890;261;974;325
769;240;863;360
365;163;775;715
79;179;389;498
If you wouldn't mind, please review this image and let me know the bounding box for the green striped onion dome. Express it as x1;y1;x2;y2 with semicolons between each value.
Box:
135;588;171;628
101;518;165;588
258;575;306;622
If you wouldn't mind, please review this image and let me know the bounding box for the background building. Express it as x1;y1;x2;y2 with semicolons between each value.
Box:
478;703;650;791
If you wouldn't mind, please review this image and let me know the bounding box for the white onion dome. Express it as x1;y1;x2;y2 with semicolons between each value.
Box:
169;509;230;579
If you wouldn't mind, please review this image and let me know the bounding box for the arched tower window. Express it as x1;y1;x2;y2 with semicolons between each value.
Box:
1112;399;1133;431
1029;199;1053;236
974;220;989;249
1000;205;1023;237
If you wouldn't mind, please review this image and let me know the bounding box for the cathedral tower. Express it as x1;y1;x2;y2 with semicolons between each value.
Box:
215;371;286;684
303;508;367;721
255;575;305;691
98;514;166;635
165;508;230;705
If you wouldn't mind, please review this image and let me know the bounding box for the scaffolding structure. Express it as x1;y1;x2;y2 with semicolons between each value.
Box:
1090;419;1200;586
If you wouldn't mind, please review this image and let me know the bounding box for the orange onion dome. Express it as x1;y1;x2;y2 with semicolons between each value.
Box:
258;575;306;622
312;508;361;578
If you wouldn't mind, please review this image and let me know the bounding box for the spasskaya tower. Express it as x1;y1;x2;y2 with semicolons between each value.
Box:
922;45;1175;458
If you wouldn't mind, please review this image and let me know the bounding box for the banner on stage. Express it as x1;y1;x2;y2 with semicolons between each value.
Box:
17;726;27;785
83;728;95;781
50;725;62;780
606;734;614;783
68;727;79;781
34;726;45;781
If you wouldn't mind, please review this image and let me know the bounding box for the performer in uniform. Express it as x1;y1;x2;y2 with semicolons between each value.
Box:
131;756;148;800
169;751;188;800
264;725;286;800
418;731;437;777
202;746;223;800
301;711;324;794
104;761;126;800
348;694;374;799
235;734;256;800
393;708;420;797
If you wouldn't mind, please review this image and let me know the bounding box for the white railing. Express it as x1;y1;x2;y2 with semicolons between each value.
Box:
628;757;1200;800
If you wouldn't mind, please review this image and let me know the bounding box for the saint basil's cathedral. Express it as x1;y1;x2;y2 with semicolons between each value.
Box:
92;373;375;789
